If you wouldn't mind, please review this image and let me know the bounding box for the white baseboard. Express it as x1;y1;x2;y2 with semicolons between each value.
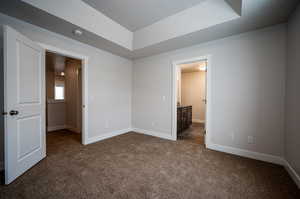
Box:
65;125;81;133
84;128;132;145
284;160;300;189
47;125;67;132
132;128;176;141
48;125;81;133
206;142;300;189
206;142;285;165
192;119;205;123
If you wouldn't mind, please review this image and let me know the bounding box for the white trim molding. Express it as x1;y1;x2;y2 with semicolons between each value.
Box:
206;142;285;166
47;125;67;132
132;128;176;141
65;125;81;134
284;160;300;189
206;142;300;188
84;128;132;145
47;125;81;133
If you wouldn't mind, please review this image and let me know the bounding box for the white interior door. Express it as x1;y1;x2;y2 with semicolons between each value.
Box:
4;26;45;184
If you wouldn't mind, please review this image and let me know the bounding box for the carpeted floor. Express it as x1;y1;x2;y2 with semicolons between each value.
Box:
0;130;299;199
178;123;205;145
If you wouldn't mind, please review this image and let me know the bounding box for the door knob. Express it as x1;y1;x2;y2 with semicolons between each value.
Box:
9;110;19;116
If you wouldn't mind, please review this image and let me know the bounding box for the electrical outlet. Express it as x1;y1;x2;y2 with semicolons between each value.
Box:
248;136;254;144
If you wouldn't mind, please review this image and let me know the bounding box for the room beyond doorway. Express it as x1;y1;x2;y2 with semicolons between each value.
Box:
172;56;212;146
177;60;207;144
46;51;83;143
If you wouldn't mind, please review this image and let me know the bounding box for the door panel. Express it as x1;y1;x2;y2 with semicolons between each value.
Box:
4;26;45;184
18;41;41;104
18;116;41;160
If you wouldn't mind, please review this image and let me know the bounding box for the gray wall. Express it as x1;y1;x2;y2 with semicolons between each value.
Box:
0;13;132;144
133;24;286;157
285;4;300;176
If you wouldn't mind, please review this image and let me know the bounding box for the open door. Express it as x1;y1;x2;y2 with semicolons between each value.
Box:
4;26;45;184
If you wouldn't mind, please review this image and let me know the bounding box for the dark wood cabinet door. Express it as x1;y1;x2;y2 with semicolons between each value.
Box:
177;106;192;136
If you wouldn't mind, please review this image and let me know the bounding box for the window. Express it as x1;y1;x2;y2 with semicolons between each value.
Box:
54;77;65;100
55;86;64;100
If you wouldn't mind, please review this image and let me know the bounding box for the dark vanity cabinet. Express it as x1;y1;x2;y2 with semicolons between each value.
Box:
177;106;192;135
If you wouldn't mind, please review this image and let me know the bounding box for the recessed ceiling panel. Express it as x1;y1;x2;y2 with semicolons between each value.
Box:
82;0;207;31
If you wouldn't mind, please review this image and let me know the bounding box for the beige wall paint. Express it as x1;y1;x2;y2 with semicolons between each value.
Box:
46;53;66;130
177;68;181;105
47;102;65;128
46;54;55;99
65;58;82;133
181;71;206;122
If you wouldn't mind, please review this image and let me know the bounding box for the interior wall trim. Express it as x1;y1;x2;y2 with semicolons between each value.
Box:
85;128;132;145
284;160;300;189
47;125;67;132
207;142;300;188
48;123;300;189
206;142;285;165
131;127;299;189
65;125;81;134
132;128;176;141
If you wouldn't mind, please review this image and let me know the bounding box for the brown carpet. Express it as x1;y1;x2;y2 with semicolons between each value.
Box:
0;130;299;199
178;123;205;145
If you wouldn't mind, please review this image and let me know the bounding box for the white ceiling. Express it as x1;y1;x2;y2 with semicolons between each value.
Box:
132;0;300;58
133;0;239;50
0;0;299;59
82;0;207;31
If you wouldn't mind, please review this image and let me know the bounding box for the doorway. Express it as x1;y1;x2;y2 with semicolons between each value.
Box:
45;51;82;143
172;56;211;146
40;43;89;146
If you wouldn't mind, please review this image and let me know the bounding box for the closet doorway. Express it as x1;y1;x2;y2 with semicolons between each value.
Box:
46;51;83;143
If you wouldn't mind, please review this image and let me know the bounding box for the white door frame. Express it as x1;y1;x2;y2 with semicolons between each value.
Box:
38;43;89;145
172;55;212;145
